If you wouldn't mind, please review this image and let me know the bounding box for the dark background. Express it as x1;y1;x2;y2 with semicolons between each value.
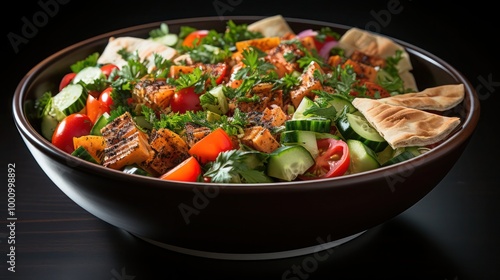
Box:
2;0;499;279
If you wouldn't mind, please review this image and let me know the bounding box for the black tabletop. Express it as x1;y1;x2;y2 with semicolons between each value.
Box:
3;1;499;279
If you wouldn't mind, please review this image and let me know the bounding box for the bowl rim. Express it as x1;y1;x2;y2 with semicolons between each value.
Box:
12;15;481;191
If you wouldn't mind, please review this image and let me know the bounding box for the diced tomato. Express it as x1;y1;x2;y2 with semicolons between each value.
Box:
299;138;350;180
159;156;202;182
86;94;107;124
59;73;76;91
206;63;228;85
100;63;119;79
188;127;234;164
182;30;209;47
51;113;93;154
170;87;202;114
98;87;114;111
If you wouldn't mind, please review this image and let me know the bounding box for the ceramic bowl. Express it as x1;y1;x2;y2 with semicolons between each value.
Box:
12;16;480;260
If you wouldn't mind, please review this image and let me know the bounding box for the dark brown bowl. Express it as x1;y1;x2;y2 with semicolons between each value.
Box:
12;16;480;260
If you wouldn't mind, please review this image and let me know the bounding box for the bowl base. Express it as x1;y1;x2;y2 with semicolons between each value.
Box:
133;231;366;260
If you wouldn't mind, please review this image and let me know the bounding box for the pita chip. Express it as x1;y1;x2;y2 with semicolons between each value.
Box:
247;15;294;37
378;84;465;111
351;97;461;149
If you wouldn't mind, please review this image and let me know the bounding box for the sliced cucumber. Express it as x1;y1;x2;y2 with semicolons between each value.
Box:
201;85;229;115
267;145;315;181
336;113;388;152
292;96;316;120
72;66;105;85
347;139;380;174
151;34;178;46
71;146;98;164
327;94;357;117
52;84;88;118
280;130;319;158
123;165;152;176
285;118;331;133
91;112;110;136
381;146;428;167
40;114;58;141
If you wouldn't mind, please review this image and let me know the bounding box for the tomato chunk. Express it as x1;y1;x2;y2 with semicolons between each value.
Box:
52;113;93;154
160;156;202;182
188;127;234;164
299;138;350;180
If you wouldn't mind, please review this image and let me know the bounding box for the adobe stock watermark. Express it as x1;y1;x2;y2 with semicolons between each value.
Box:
7;0;71;54
281;234;336;280
364;0;408;33
178;184;224;225
212;0;243;19
476;73;499;101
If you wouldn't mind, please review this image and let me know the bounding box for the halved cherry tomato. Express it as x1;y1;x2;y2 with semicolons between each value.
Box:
206;63;228;85
188;127;234;164
182;30;209;47
51;113;93;154
100;64;119;79
299;138;350;180
159;156;202;182
170;87;202;114
98;87;114;111
59;72;77;91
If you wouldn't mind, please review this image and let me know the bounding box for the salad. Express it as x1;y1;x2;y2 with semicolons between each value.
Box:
31;16;462;183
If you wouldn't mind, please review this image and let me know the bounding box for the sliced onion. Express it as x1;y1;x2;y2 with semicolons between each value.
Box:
296;29;318;39
319;40;339;60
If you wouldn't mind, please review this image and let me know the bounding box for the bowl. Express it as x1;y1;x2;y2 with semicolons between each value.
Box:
12;16;480;260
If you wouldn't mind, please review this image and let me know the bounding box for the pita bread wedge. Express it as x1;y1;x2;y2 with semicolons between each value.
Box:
338;28;417;91
97;36;177;70
247;15;294;37
351;97;461;149
378;84;465;111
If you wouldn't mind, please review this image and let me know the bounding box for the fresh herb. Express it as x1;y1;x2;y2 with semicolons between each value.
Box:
203;149;272;183
34;91;52;118
70;52;99;73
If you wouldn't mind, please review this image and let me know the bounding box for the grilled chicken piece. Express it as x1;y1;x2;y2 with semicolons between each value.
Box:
230;82;284;113
260;106;287;127
142;128;190;176
343;58;378;83
184;124;211;148
289;61;324;108
133;79;176;110
349;50;386;68
265;43;304;77
101;112;153;170
241;126;280;153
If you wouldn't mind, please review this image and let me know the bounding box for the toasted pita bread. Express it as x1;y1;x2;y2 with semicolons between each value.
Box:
247;15;294;37
338;28;417;91
97;36;177;70
378;84;465;111
351;98;461;149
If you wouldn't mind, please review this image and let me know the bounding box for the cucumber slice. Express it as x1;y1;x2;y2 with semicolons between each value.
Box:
285;118;331;133
40;114;58;141
91;112;110;136
292;96;316;120
336;113;388;152
381;146;428;167
151;34;178;46
52;84;88;118
267;145;315;181
123;165;152;176
347;139;380;174
280;130;319;158
327;94;357;117
71;146;98;164
72;66;105;85
201;85;229;115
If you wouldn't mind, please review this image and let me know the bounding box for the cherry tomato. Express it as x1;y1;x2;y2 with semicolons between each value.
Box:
206;63;228;85
188;127;234;164
170;87;202;114
299;138;350;180
313;35;336;52
51;113;93;154
99;87;114;110
182;30;209;47
159;156;202;182
100;64;119;79
59;72;77;91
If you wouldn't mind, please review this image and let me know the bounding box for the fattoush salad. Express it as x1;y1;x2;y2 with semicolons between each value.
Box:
30;15;464;183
